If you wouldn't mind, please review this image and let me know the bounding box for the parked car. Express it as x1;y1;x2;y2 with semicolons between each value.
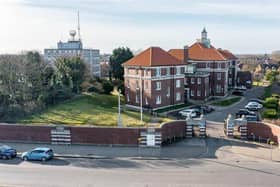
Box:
248;98;264;104
179;109;201;118
245;102;263;111
244;115;259;122
232;90;244;96
0;145;17;159
190;105;214;114
236;109;255;118
21;147;54;161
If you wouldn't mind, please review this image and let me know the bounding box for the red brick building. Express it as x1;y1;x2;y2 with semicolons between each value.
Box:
123;47;185;110
123;28;241;109
169;28;239;101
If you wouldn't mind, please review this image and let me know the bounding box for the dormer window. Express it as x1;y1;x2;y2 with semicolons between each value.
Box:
156;68;161;77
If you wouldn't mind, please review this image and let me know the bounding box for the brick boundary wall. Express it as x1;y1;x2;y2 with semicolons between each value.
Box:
160;120;186;141
0;123;53;143
70;126;141;145
0;121;187;145
247;122;280;145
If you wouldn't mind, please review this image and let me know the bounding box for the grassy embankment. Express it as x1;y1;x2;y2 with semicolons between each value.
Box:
19;93;170;127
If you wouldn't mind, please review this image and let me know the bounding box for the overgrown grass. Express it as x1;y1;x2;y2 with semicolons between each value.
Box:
154;103;190;113
212;97;241;106
19;93;156;127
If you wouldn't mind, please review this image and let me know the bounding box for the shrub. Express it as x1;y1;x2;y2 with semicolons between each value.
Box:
265;97;279;110
102;80;114;94
262;109;278;119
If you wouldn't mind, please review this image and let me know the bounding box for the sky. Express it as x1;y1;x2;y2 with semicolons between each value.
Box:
0;0;280;54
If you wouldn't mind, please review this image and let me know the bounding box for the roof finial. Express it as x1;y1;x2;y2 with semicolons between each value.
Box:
202;27;207;33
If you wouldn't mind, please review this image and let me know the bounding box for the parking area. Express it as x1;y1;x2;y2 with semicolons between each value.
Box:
168;86;265;122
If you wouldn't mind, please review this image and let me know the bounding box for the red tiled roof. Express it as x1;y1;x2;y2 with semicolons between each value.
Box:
168;49;184;61
218;49;238;60
123;47;185;67
169;42;228;61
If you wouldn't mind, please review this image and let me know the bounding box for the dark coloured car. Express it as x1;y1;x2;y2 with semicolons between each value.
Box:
236;109;255;118
0;145;17;159
232;90;244;96
190;105;214;114
248;98;264;104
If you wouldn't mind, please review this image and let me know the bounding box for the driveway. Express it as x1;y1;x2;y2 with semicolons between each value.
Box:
205;86;265;122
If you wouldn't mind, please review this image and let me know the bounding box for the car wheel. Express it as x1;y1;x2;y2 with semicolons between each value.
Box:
41;157;47;162
2;155;7;160
22;156;28;161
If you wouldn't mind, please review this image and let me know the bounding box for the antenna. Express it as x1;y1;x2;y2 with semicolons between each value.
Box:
77;11;81;41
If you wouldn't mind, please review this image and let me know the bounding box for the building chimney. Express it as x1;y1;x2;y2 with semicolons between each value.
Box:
184;45;189;63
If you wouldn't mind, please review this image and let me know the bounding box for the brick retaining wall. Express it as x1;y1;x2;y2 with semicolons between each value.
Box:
247;122;280;145
160;120;186;141
71;126;141;145
0;121;187;145
0;123;52;143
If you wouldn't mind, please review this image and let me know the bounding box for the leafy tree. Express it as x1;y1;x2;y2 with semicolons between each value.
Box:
55;57;86;93
109;47;133;80
102;80;114;94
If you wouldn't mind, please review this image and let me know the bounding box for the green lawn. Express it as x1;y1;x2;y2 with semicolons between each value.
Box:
19;93;157;127
212;97;241;106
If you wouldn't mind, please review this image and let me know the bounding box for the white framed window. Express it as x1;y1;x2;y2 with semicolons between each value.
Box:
136;92;139;103
166;68;170;75
145;81;149;89
127;80;130;88
136;69;139;75
156;81;161;90
191;78;195;84
218;63;222;69
185;78;188;85
197;90;201;96
216;85;221;93
207;63;211;68
176;92;181;101
191;90;194;96
197;78;201;84
145;97;148;105
217;73;221;80
156;95;161;105
176;67;181;75
127;92;130;102
229;70;232;74
176;79;181;88
156;68;161;77
136;80;139;89
144;69;148;76
205;77;208;84
229;78;232;85
167;86;170;97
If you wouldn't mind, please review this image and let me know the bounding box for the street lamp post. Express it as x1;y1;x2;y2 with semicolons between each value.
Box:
140;69;143;122
118;89;122;127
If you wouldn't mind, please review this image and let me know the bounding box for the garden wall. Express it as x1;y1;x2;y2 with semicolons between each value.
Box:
247;122;280;146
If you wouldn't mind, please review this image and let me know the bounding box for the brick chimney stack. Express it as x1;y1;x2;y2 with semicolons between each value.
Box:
184;45;189;63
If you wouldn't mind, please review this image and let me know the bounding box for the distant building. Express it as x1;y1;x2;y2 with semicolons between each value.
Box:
44;30;101;77
44;13;100;77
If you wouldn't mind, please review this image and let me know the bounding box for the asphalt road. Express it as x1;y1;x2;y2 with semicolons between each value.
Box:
0;156;280;187
205;86;265;122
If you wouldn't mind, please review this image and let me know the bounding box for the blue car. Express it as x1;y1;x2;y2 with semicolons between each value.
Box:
0;145;17;159
21;147;54;161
